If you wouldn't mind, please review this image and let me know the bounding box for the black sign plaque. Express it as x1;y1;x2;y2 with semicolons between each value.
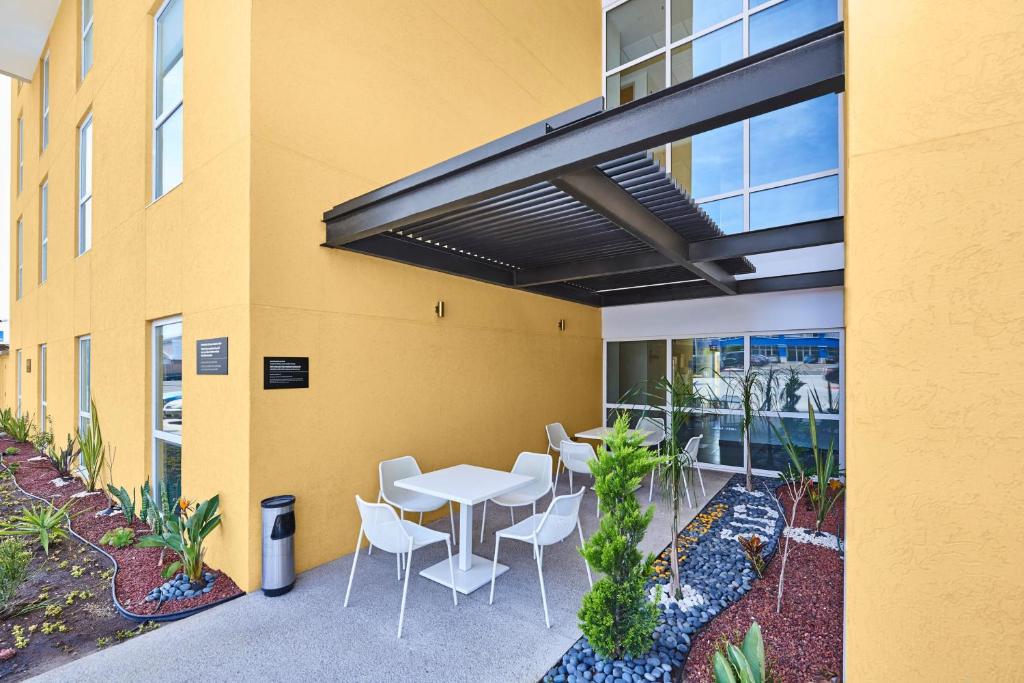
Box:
196;337;229;375
264;357;309;390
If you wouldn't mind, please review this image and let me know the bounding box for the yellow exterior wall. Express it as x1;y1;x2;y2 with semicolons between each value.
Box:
844;1;1024;678
246;0;603;588
7;0;254;584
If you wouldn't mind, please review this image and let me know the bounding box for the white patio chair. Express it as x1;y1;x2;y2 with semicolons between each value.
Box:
488;488;592;628
370;456;456;556
479;452;552;542
344;495;457;639
545;423;572;484
557;440;603;517
638;416;667;502
684;434;706;500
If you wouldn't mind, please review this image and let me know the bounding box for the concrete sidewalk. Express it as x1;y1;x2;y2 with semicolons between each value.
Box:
34;470;730;683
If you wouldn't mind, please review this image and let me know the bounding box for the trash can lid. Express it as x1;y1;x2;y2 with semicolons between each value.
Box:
261;495;295;509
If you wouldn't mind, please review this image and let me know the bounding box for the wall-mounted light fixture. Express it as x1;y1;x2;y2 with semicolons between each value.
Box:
25;358;31;373
435;300;445;318
557;319;566;332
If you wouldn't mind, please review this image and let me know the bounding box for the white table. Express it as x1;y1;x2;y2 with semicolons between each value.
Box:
394;464;532;594
575;426;652;441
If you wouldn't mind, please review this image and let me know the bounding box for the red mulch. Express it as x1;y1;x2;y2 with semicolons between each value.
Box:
0;437;243;617
683;488;844;683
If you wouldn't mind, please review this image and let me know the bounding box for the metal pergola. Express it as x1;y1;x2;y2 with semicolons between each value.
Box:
322;24;846;307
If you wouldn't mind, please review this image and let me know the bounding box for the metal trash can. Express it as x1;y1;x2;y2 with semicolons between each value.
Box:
261;495;296;596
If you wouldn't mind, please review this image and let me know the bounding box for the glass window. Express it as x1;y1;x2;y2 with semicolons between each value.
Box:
680;413;745;468
670;121;743;199
699;196;744;234
749;175;840;230
672;336;743;406
154;0;184;199
40;182;48;283
670;21;742;85
671;0;742;41
41;55;49;151
607;340;666;404
606;0;665;70
750;95;839;186
606;54;665;108
155;321;183;435
81;0;94;79
750;416;840;471
78;115;93;255
156;440;182;505
755;333;840;413
749;0;838;55
78;336;91;433
16;218;22;300
39;344;47;426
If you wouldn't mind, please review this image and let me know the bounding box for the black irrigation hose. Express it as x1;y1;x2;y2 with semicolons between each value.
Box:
0;453;245;624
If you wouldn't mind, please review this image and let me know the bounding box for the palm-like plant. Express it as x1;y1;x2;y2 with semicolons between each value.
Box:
651;369;703;599
46;435;79;479
138;495;223;586
76;399;107;492
0;501;74;555
733;368;766;492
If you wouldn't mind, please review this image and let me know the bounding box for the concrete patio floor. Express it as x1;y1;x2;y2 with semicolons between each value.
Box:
34;469;730;683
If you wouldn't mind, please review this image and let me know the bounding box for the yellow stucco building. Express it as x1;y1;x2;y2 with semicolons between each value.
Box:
5;0;1023;678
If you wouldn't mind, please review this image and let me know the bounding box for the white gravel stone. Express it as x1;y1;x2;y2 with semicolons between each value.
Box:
783;526;840;551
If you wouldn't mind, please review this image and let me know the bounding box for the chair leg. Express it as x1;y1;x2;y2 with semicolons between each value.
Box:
488;536;502;605
578;521;593;587
369;493;381;555
684;470;694;508
418;511;424;525
510;506;515;524
397;542;413;639
648;464;656;502
395;550;402;581
445;537;457;607
535;542;550;628
479;500;487;544
569;469;574;491
696;466;706;496
532;501;537;517
344;527;364;607
554;460;561;492
449;501;457;545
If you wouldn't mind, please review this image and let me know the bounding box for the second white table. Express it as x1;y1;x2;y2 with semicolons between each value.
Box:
394;464;531;594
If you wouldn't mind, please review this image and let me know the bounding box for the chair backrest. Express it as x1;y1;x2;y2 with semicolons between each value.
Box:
545;423;570;452
379;456;422;505
510;451;552;498
355;495;410;554
560;440;596;474
683;435;703;462
637;416;666;444
535;488;585;545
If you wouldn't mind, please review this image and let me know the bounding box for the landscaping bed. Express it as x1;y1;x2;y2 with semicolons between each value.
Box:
0;436;243;620
0;461;152;681
543;474;786;683
682;487;844;683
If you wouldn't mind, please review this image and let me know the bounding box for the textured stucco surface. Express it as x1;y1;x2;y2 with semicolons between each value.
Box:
844;1;1024;678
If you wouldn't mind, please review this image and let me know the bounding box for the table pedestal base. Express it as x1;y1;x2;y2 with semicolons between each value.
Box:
420;554;507;595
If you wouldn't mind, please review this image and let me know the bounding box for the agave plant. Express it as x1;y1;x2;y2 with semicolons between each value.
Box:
711;621;768;683
0;501;75;555
46;435;79;479
75;399;106;492
137;495;223;586
773;404;843;532
5;413;34;444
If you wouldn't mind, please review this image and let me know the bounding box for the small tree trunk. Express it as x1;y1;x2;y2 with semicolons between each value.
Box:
745;432;753;491
669;487;681;598
776;483;805;613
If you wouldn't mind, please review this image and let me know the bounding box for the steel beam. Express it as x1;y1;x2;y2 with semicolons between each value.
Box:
551;168;736;294
599;269;844;306
324;25;845;246
689;217;844;263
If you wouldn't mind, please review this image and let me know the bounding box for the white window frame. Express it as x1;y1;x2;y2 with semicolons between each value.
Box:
39;181;48;283
152;0;184;200
39;343;47;427
601;0;845;233
15;350;22;417
603;327;844;475
151;315;182;498
78;336;91;434
16;115;23;194
81;0;94;80
16;217;23;300
78;114;93;255
41;52;50;151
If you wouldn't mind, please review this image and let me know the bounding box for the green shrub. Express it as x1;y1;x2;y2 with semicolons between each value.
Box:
578;414;661;658
46;434;79;479
0;501;74;555
5;413;34;444
3;447;18;456
76;400;106;492
138;496;222;585
106;484;137;524
0;540;32;606
30;416;54;454
772;404;844;532
711;621;771;683
99;527;135;549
